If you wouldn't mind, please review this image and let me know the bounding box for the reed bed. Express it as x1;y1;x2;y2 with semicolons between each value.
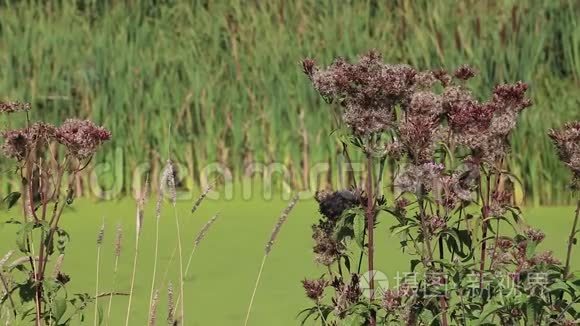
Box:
0;0;578;204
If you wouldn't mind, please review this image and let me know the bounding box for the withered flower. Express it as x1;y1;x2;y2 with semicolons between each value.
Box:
55;119;111;159
453;64;477;81
302;278;328;301
0;122;56;160
549;121;580;189
315;189;360;221
0;101;30;113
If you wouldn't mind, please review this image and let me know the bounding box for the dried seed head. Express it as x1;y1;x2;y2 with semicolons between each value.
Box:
0;251;14;269
148;289;159;326
164;160;177;206
191;185;212;214
114;224;123;258
52;254;65;279
0;101;30;113
265;195;299;254
194;214;219;248
136;175;149;234
167;282;175;325
96;222;105;246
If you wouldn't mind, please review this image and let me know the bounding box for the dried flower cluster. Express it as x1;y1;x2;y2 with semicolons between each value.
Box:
0;101;30;113
303;51;531;165
301;278;328;302
1;118;110;161
549;121;580;190
310;189;362;265
55;119;112;160
300;51;579;326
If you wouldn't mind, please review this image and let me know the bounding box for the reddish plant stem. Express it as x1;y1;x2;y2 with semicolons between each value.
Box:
564;200;580;279
479;172;492;290
365;153;376;326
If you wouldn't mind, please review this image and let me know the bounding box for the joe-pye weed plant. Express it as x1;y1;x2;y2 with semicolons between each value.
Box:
299;51;580;325
0;102;111;325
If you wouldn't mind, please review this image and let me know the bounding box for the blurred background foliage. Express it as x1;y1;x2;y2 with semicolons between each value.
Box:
0;0;578;205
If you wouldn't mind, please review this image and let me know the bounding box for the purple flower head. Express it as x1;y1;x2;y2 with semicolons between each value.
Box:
56;119;111;159
453;64;477;81
1;122;56;161
301;278;328;301
549;121;580;189
0;101;30;113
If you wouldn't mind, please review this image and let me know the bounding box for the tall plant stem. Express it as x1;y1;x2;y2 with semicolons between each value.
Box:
172;205;185;325
564;200;580;279
479;172;492;290
147;217;160;319
365;153;376;326
105;254;119;325
124;233;140;326
244;255;267;326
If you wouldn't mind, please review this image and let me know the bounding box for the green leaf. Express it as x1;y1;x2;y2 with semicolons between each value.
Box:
343;313;366;326
392;224;414;236
16;222;35;254
475;302;502;325
526;241;537;259
52;297;67;323
353;213;365;249
410;259;421;272
2;192;21;210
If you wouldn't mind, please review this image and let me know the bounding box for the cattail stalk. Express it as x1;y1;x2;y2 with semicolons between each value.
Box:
94;220;105;326
125;177;148;326
244;195;299;326
106;224;123;325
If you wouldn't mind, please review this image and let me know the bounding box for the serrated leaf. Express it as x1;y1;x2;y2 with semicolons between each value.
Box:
353;213;365;249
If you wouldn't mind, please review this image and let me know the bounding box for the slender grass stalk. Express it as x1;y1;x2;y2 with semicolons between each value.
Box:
564;199;580;279
169;213;220;317
244;195;299;326
94;220;105;326
0;251;16;318
147;171;165;319
166;160;185;324
184;213;219;276
106;224;123;325
124;177;148;326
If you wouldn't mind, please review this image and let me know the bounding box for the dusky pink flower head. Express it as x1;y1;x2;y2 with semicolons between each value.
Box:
55;119;111;160
301;278;328;301
0;122;57;161
549;121;580;190
453;64;477;81
302;50;417;136
0;101;30;113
